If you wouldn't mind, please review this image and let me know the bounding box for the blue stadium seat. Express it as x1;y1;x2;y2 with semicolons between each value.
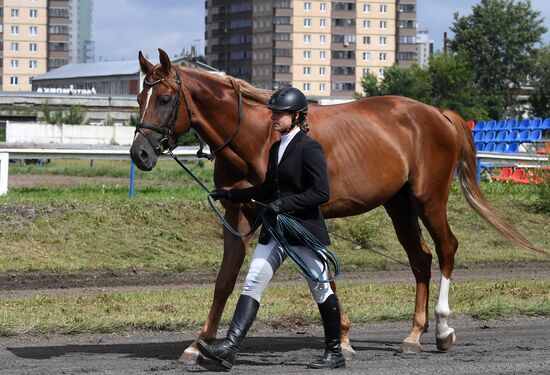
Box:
506;130;519;142
485;120;497;130
484;142;496;152
495;119;507;130
474;132;484;142
505;142;519;153
519;130;530;142
529;130;542;142
483;131;496;142
495;131;508;142
542;118;550;130
475;142;485;152
530;118;542;129
495;142;508;153
519;119;530;129
506;118;518;129
474;120;486;131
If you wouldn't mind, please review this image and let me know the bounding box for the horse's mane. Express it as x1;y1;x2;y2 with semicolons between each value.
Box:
181;67;272;106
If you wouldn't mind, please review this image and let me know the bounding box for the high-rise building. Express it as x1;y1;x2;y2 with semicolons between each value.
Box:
0;0;94;92
416;28;433;67
205;0;417;97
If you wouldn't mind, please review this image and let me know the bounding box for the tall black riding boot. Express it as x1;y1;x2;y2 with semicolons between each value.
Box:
308;294;346;369
197;295;259;370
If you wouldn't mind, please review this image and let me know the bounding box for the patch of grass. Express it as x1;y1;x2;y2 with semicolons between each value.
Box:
0;280;548;336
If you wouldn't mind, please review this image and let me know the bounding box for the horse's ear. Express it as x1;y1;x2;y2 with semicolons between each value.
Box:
158;48;172;75
138;51;153;75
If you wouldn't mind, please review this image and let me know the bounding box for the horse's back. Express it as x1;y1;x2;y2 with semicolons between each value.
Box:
307;96;460;217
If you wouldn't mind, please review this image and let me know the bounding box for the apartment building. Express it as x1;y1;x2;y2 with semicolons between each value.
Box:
0;0;94;92
205;0;417;97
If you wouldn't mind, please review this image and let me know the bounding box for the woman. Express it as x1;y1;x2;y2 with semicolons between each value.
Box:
197;87;345;370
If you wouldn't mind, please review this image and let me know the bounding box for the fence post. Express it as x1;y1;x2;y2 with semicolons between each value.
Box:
129;162;135;198
0;153;8;196
476;158;481;183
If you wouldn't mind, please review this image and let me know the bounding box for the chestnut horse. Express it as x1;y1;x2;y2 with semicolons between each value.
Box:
131;50;544;364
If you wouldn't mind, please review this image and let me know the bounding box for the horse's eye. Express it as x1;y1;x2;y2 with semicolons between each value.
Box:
158;95;171;105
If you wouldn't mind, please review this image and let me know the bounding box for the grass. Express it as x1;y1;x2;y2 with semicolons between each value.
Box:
0;280;548;336
0;160;549;274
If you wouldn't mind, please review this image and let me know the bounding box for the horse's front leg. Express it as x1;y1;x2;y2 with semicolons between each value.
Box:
178;206;251;364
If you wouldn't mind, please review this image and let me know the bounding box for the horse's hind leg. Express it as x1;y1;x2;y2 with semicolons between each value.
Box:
410;172;459;351
414;196;459;351
383;187;433;353
178;206;250;364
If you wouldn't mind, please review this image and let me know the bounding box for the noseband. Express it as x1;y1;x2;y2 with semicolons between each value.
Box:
135;69;243;159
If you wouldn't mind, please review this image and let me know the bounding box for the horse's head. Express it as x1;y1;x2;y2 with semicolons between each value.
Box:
130;49;192;171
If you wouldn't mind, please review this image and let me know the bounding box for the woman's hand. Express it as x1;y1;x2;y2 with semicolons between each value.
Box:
267;199;283;214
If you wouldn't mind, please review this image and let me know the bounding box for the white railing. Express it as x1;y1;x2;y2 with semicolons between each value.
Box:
0;147;204;197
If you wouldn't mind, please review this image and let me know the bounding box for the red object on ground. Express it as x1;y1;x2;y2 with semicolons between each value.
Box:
491;167;513;182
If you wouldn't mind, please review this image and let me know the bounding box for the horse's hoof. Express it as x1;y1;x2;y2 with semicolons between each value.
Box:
178;345;200;365
399;340;422;354
341;343;356;360
436;331;456;351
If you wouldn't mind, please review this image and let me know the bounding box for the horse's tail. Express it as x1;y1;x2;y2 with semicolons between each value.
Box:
440;108;547;256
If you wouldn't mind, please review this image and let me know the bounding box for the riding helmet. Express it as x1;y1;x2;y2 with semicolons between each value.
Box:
267;87;308;112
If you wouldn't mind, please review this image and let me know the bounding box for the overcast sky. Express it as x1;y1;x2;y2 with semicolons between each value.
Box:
93;0;550;62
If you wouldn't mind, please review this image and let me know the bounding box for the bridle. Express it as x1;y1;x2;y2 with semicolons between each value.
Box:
135;68;243;159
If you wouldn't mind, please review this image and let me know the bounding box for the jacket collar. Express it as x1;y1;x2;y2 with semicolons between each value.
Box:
277;129;304;165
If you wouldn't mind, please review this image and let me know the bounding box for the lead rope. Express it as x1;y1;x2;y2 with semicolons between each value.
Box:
167;151;418;276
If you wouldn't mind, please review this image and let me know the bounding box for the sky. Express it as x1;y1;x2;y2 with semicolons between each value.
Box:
93;0;550;62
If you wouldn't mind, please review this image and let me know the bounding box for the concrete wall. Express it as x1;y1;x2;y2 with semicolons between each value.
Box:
6;122;136;145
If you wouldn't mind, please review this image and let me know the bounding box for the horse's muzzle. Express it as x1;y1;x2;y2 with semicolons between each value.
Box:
130;133;158;171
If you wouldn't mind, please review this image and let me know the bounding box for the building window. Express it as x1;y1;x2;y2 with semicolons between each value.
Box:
320;83;325;92
380;4;388;13
30;43;38;52
11;26;19;35
320;67;326;76
363;36;371;44
363;52;371;61
304;34;311;43
320;51;326;60
30;26;38;35
29;60;37;69
11;59;19;68
363;4;371;12
303;50;311;59
304;67;311;75
380;52;387;61
304;18;311;27
363;68;370;75
363;20;370;29
379;68;385;77
320;18;326;28
11;8;19;18
10;77;18;85
380;36;387;45
30;9;38;18
303;83;310;92
320;35;326;44
320;2;326;11
11;43;19;52
380;21;387;29
304;2;311;11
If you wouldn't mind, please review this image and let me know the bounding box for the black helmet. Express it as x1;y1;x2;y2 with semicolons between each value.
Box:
267;87;308;112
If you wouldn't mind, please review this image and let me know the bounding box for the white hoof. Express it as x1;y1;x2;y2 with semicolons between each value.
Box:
178;345;200;365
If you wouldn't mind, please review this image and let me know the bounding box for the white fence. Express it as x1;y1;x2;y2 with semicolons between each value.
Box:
5;122;136;145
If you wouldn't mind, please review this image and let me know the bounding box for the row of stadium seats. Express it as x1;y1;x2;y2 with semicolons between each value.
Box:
473;129;543;143
473;118;550;131
491;167;544;184
475;142;521;153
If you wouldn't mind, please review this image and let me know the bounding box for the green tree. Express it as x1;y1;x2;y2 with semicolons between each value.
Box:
449;0;547;118
428;53;487;120
62;105;87;125
529;45;550;118
378;64;433;104
356;72;381;98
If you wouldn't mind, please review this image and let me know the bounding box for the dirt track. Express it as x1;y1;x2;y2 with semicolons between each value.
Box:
1;317;549;374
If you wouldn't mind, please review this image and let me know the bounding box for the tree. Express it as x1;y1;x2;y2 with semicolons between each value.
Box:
356;72;380;98
428;53;487;120
449;0;547;118
529;45;550;118
378;64;433;104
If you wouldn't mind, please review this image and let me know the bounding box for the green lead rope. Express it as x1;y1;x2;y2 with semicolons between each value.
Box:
263;213;341;283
